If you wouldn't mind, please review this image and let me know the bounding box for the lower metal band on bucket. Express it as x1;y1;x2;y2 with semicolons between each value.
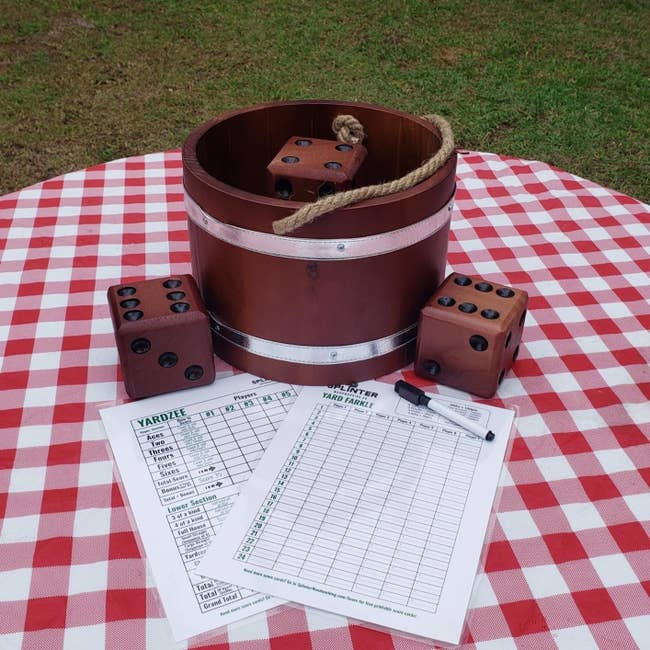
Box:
209;313;417;365
185;191;454;261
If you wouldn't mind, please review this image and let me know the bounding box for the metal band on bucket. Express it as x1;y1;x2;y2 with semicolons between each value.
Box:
185;191;454;261
209;312;417;365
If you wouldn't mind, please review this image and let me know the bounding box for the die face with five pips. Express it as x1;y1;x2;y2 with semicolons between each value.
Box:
107;274;215;399
267;136;367;202
415;273;528;398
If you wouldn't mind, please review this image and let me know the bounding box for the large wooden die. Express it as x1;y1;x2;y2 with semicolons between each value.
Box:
267;136;367;201
415;273;528;398
107;274;215;399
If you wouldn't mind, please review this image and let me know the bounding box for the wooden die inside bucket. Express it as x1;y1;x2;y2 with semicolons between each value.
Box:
182;100;456;385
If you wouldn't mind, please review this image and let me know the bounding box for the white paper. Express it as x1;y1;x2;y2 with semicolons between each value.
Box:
199;381;514;645
100;374;298;640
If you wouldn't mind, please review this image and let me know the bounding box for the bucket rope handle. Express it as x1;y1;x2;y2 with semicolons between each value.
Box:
271;113;455;235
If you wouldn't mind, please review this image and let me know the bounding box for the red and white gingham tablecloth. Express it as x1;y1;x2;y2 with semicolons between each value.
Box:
0;150;648;649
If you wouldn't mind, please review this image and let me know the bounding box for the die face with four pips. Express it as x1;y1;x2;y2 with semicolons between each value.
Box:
267;136;367;201
415;273;528;398
107;274;216;399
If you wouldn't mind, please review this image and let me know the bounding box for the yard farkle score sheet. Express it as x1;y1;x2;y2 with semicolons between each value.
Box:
199;380;515;645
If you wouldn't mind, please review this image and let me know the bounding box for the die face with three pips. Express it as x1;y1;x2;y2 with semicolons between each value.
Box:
267;136;367;202
107;274;216;399
415;273;528;398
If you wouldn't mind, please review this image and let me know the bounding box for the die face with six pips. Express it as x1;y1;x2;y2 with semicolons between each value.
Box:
415;273;528;398
107;274;216;399
267;136;367;201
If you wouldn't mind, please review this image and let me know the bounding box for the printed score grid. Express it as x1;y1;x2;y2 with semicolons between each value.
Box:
100;375;297;640
133;387;296;609
140;388;295;503
235;401;482;613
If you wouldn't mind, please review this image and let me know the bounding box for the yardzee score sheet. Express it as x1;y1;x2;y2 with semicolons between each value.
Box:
100;374;297;641
200;380;515;645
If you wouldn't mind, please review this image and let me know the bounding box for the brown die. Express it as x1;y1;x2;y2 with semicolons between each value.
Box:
107;274;216;399
415;273;528;398
267;136;367;201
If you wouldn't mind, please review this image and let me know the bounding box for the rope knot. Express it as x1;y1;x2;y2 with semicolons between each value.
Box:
332;114;366;145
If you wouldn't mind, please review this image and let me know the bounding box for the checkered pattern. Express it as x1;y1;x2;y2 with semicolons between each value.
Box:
1;150;648;649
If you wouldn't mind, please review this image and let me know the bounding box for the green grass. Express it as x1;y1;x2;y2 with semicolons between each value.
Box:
1;0;649;201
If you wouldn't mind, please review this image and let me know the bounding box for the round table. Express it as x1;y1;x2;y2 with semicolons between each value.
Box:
1;150;648;649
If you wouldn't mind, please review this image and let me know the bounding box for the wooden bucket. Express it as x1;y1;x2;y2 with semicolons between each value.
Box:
182;100;456;385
